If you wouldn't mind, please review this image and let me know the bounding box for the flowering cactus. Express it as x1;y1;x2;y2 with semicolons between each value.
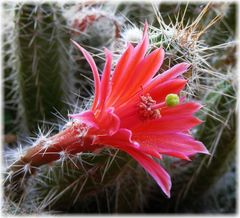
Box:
8;23;209;198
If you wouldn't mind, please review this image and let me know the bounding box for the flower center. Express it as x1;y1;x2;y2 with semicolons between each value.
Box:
138;93;180;120
138;93;161;120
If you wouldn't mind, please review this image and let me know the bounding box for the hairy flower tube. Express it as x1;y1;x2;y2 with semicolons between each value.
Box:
9;23;209;198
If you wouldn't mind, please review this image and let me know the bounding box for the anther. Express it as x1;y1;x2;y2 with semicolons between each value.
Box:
138;94;161;120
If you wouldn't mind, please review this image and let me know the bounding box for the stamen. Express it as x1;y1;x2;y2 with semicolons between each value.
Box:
138;93;180;120
138;93;161;120
150;102;165;110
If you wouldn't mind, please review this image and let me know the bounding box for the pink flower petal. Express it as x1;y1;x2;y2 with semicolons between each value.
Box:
148;79;187;102
132;116;202;132
97;107;120;136
120;146;172;198
69;110;99;129
144;62;189;91
71;40;100;111
95;128;140;149
118;48;165;104
98;48;112;110
161;102;202;116
134;132;209;160
108;26;149;107
111;44;134;91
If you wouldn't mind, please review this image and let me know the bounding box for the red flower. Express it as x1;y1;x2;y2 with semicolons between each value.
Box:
11;23;208;198
69;23;209;197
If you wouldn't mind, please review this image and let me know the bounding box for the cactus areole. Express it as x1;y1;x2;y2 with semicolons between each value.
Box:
10;23;209;198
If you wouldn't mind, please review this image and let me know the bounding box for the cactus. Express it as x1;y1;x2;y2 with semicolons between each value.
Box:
182;80;236;196
147;3;236;101
3;2;19;134
4;145;151;213
31;150;151;212
64;4;122;49
3;2;237;214
116;2;156;25
14;3;72;133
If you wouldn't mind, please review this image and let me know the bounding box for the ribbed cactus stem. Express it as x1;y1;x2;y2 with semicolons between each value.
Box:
181;81;236;198
33;150;149;212
16;3;70;132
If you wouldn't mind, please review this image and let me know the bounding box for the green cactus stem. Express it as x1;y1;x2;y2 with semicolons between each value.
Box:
16;3;71;132
172;80;236;210
14;150;150;213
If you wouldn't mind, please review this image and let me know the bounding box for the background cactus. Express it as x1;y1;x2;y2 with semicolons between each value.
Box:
16;3;73;133
3;1;237;214
63;3;123;103
181;79;236;203
32;151;151;213
3;2;74;135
